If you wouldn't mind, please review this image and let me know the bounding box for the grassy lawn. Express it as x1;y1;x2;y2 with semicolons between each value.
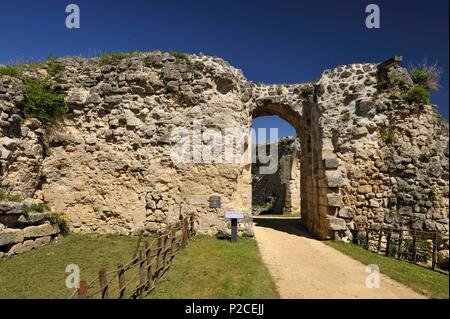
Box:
0;234;138;298
0;234;278;299
150;235;279;299
325;241;449;299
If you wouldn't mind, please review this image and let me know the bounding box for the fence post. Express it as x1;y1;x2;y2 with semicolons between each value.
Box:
156;236;164;278
189;213;195;238
139;250;146;299
162;233;170;269
397;229;403;260
77;280;87;299
117;264;125;299
377;226;383;253
144;241;154;289
432;231;438;270
385;230;392;257
412;229;417;264
182;218;188;248
99;268;109;299
365;228;369;249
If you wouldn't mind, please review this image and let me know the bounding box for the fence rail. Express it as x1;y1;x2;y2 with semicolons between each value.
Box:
69;214;196;299
355;226;446;271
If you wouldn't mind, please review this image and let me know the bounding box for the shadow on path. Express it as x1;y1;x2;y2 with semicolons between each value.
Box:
253;217;313;239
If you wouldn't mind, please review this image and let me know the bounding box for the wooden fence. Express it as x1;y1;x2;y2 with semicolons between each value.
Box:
69;214;196;299
355;226;446;271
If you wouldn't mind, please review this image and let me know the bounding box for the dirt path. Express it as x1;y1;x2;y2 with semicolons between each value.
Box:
253;217;426;299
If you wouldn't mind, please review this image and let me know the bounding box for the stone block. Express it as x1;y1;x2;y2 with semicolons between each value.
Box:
34;236;51;248
0;201;22;214
7;240;34;255
327;194;343;207
22;223;59;239
324;158;339;169
369;199;380;208
358;184;372;194
328;216;347;231
0;229;24;246
17;212;51;225
325;171;342;188
338;207;356;219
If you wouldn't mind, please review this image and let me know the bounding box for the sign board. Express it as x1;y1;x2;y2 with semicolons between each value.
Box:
209;196;221;208
224;211;245;219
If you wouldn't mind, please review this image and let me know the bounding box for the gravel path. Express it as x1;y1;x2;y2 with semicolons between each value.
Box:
253;217;426;299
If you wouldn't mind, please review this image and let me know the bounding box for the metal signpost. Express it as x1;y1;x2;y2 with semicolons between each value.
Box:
224;211;244;243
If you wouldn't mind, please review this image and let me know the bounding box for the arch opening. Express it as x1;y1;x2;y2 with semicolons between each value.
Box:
248;98;331;240
251;115;300;216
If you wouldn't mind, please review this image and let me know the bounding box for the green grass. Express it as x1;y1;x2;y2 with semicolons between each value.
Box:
325;241;449;299
98;52;130;65
170;51;190;63
0;234;138;299
21;203;49;214
46;59;65;77
0;65;22;77
402;85;431;105
150;235;279;299
0;234;278;299
0;190;24;202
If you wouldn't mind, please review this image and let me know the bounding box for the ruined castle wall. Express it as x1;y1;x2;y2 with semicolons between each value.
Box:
0;53;448;249
314;63;449;247
0;52;253;236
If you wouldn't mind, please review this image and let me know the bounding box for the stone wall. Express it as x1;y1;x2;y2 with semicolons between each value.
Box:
1;52;254;236
0;52;448;257
252;137;301;215
280;148;301;214
314;63;449;241
0;201;61;258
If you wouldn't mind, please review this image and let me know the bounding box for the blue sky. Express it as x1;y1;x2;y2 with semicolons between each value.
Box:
0;0;448;140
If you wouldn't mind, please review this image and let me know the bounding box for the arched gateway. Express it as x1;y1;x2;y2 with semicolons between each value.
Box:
249;82;344;240
0;52;448;246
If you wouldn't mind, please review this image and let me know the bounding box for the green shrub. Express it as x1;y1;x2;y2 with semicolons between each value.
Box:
99;52;129;65
357;233;369;249
276;85;284;95
387;239;399;257
170;51;189;63
341;112;352;122
50;211;70;236
0;65;22;77
300;85;314;100
46;59;65;77
22;77;68;123
0;190;24;202
401;238;429;263
22;203;50;214
410;69;429;86
381;129;396;144
409;61;441;91
402;85;431;105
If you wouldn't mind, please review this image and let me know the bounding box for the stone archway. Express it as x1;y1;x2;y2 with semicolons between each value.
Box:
248;84;341;240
